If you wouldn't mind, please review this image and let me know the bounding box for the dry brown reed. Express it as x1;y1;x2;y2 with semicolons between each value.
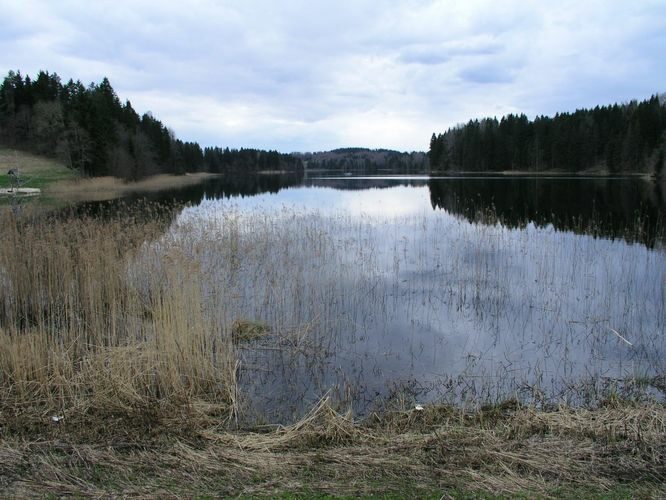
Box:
45;173;219;202
240;396;369;451
0;204;236;431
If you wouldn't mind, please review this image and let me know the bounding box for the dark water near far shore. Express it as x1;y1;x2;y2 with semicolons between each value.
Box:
108;172;665;246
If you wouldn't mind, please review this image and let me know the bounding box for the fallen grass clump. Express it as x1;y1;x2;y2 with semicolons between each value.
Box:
231;318;271;344
1;399;663;497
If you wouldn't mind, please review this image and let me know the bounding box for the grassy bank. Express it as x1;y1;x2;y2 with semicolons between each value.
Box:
0;148;77;190
0;147;219;204
2;398;664;497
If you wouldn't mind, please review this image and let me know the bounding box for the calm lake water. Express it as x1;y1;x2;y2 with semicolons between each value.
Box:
132;173;665;421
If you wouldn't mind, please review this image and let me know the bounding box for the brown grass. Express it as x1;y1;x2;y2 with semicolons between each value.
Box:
45;173;219;202
1;398;664;497
0;203;236;433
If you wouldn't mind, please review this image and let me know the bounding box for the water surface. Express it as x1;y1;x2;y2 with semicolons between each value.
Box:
146;174;666;421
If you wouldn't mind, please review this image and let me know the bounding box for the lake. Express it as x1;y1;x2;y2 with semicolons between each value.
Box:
127;173;665;422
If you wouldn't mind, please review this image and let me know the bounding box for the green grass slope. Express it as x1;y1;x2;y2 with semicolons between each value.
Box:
0;147;78;190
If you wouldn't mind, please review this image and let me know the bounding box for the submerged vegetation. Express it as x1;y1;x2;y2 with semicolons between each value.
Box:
0;198;664;495
231;318;272;343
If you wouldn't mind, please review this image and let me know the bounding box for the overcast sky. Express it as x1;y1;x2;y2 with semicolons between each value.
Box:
1;0;664;152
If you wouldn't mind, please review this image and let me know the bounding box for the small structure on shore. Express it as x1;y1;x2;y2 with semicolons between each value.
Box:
0;187;41;196
1;167;41;197
7;168;19;189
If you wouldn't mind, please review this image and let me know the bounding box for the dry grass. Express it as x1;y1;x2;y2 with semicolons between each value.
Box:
0;203;237;435
1;398;664;497
45;172;219;202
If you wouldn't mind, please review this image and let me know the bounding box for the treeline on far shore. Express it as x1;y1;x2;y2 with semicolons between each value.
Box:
429;95;666;174
0;70;303;179
4;69;665;180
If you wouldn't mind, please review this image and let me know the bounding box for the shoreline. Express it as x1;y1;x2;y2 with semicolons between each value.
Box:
2;399;663;497
44;172;222;202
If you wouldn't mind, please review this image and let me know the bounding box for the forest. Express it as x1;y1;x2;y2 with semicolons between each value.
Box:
294;148;427;174
0;70;303;179
429;95;666;174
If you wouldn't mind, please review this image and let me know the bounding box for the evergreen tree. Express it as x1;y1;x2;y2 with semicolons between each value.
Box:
428;95;666;174
0;69;305;179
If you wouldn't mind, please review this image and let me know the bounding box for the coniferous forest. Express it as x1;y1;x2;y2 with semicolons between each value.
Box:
429;96;666;175
0;70;303;179
3;70;665;180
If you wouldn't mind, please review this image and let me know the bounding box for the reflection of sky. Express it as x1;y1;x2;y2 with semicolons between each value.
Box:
171;183;666;419
200;185;434;218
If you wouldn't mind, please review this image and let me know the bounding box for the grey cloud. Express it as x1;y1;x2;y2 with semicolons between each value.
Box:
458;64;515;85
399;39;501;65
399;49;450;65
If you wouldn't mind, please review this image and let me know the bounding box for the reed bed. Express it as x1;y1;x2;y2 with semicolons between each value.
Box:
45;172;218;202
171;197;665;419
0;203;237;430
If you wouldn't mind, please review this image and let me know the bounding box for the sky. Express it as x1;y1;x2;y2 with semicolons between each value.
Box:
1;0;665;153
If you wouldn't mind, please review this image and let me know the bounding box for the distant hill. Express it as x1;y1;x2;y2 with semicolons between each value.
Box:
294;148;427;174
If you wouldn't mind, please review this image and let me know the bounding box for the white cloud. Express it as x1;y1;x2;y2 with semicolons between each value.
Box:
1;0;664;152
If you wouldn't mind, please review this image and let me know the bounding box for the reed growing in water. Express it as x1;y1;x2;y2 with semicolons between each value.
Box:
0;203;237;428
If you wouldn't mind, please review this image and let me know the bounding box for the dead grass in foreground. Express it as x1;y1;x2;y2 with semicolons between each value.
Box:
1;398;664;498
0;204;237;446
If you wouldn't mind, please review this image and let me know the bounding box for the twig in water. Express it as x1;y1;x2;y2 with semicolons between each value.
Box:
609;328;633;346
